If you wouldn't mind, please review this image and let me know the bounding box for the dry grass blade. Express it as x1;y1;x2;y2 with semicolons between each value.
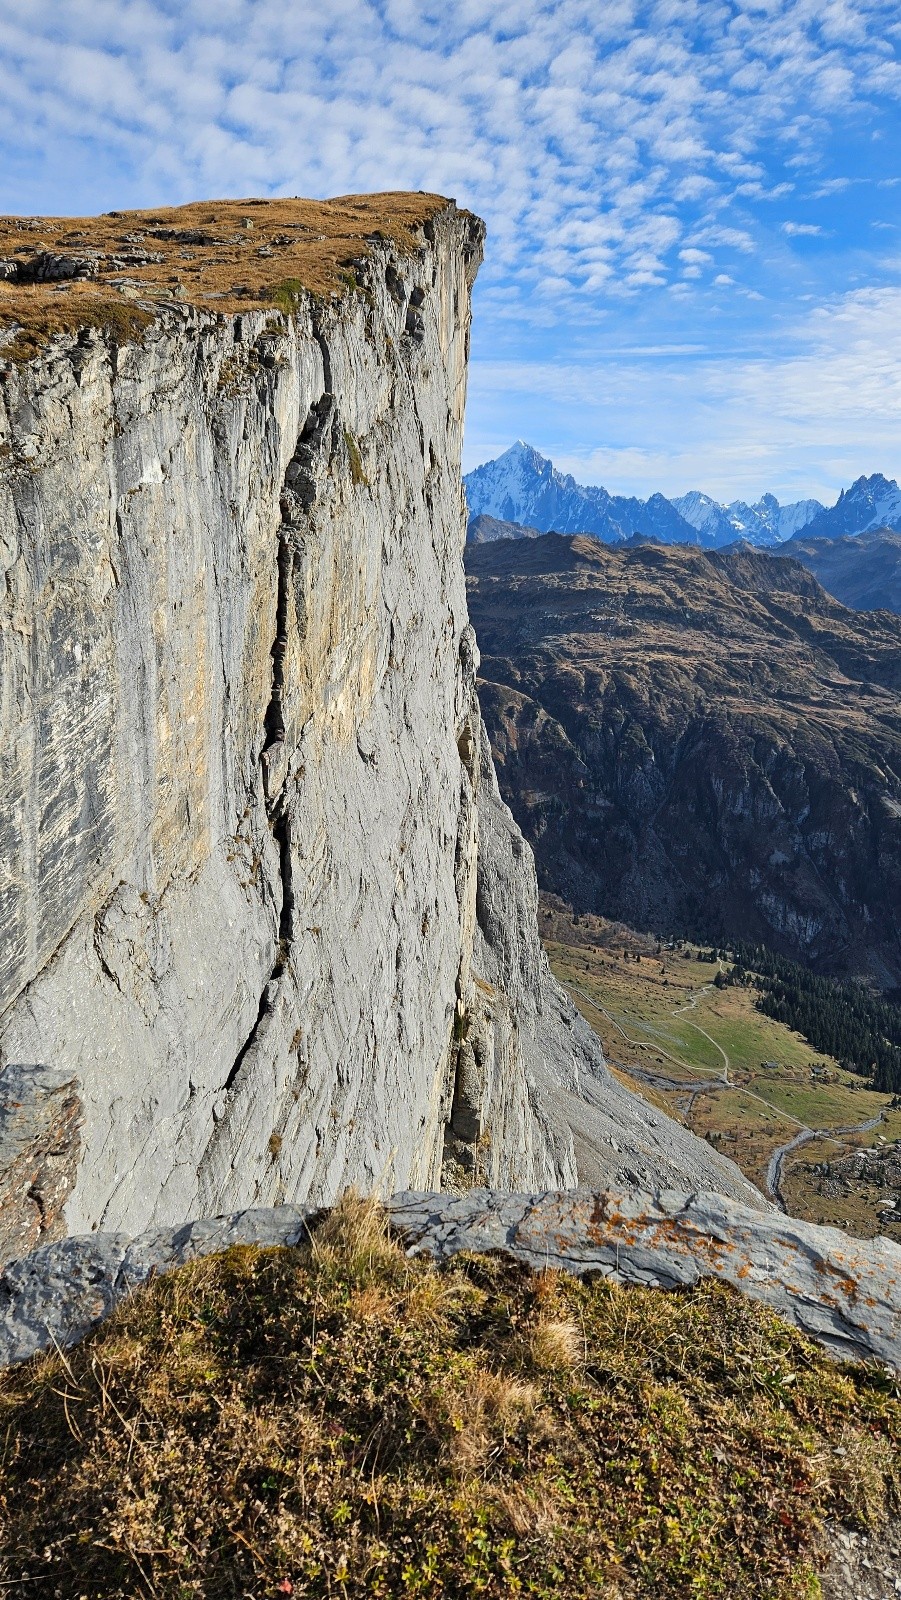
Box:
0;1216;896;1599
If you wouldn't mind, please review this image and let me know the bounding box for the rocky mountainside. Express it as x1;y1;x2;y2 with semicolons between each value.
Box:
800;474;901;541
466;535;901;986
468;511;541;543
0;196;758;1251
673;487;825;546
782;526;901;613
464;443;826;547
464;441;701;543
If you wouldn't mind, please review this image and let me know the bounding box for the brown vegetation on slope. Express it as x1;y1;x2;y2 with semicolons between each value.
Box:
1;1193;898;1599
0;191;450;359
466;534;901;985
785;528;901;616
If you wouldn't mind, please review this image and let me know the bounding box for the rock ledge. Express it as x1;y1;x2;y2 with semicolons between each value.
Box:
0;1187;898;1372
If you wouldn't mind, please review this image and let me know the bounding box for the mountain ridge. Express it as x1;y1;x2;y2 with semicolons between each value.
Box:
782;526;901;615
464;442;901;551
466;532;901;987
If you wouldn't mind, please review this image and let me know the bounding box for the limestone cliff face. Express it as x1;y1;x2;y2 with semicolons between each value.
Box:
0;198;761;1240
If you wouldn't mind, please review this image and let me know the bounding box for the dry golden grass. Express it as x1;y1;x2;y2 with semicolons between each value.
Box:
0;191;452;359
528;1315;582;1370
0;1197;898;1599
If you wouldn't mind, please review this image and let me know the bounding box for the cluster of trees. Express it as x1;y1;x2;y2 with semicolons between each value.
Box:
723;944;901;1094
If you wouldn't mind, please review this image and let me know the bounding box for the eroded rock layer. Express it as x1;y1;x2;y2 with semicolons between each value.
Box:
467;534;901;985
0;196;760;1237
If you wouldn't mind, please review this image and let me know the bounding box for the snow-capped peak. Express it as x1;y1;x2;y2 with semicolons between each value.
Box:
464;444;897;550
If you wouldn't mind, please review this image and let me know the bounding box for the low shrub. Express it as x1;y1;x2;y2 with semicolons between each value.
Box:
0;1192;897;1597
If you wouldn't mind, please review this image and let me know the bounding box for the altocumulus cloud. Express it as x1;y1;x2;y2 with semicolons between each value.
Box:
1;0;900;490
1;0;899;293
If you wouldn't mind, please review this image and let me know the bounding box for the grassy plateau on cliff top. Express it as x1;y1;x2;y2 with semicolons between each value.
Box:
0;192;448;361
0;1194;898;1598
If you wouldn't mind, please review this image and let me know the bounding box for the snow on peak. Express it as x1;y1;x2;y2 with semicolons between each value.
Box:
798;474;901;540
464;444;897;550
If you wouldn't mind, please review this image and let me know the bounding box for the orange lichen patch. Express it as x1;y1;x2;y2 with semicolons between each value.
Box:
813;1255;862;1300
0;191;452;361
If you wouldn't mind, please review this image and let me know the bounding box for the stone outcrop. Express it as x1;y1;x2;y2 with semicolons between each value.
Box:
389;1189;901;1368
0;195;761;1244
0;1201;315;1367
1;1188;897;1371
0;1063;82;1268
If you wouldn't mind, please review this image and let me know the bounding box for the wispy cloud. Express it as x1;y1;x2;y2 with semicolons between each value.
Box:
1;1;900;491
466;286;901;501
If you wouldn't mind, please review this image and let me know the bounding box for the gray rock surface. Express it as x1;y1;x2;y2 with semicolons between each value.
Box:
820;1522;901;1600
0;198;761;1239
388;1189;901;1369
0;1204;314;1366
1;1188;897;1371
0;1062;82;1267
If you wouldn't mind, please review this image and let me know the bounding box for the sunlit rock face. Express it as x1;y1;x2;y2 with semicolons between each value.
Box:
0;199;760;1239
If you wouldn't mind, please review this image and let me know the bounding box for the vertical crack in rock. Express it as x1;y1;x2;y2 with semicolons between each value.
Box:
263;533;290;752
223;382;334;1096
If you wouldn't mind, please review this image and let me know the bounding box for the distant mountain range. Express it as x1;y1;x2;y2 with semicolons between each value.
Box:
464;441;901;551
671;488;823;547
784;527;901;615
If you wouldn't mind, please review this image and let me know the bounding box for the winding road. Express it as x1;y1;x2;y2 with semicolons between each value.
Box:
766;1115;885;1211
571;979;886;1210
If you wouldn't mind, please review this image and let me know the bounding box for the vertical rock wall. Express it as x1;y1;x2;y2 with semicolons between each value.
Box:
0;199;762;1241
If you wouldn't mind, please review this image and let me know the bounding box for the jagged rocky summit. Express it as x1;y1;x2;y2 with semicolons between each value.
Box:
0;194;759;1260
464;442;901;551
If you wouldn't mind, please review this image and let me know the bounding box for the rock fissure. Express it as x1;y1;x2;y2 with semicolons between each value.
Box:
0;197;768;1242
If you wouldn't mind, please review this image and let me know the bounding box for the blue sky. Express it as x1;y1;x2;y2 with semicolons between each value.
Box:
1;1;900;503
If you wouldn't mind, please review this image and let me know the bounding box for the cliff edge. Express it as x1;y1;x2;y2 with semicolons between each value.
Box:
0;194;760;1242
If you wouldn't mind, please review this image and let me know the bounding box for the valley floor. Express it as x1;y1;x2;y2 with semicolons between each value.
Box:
540;897;901;1243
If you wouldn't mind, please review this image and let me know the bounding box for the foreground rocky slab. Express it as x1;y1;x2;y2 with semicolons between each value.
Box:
390;1189;901;1368
0;1187;898;1370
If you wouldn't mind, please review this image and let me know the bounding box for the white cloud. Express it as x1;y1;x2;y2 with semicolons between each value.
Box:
782;221;824;235
0;0;898;303
465;286;901;501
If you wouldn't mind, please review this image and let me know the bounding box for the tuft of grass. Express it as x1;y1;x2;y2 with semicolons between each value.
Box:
343;427;368;486
528;1314;581;1371
1;293;154;363
266;277;308;317
0;1196;898;1598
